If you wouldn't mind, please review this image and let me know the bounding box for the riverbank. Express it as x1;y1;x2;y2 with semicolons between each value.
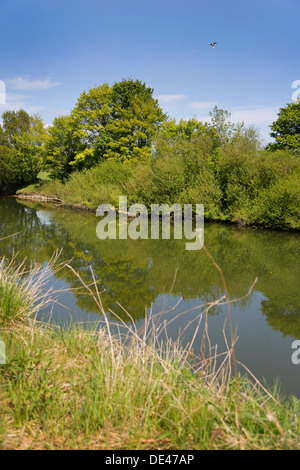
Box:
1;253;300;450
15;188;300;232
15;147;300;231
14;192;95;213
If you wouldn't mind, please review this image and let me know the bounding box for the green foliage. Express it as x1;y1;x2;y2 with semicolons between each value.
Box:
267;100;300;154
0;258;32;326
44;114;77;181
69;82;113;170
0;298;299;449
211;140;257;216
41;160;133;208
103;78;166;163
45;79;167;179
123;164;157;206
153;116;216;145
247;171;300;229
209;105;244;146
20;128;300;230
179;170;223;220
0;110;46;194
0;255;59;326
151;153;186;204
17;101;300;230
0;126;6;146
0;246;299;449
150;126;221;214
0;145;19;194
15;114;47;180
1;109;30;148
66;162;132;207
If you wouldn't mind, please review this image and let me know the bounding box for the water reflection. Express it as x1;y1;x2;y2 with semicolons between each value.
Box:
1;196;300;396
0;198;300;330
0;196;299;335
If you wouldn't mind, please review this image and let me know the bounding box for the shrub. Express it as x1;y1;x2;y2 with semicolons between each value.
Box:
248;172;300;229
179;169;223;220
124;164;158;207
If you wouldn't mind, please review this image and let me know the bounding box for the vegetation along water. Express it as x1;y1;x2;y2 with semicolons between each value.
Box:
0;79;300;449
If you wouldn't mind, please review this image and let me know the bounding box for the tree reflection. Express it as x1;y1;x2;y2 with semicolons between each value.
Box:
0;196;299;337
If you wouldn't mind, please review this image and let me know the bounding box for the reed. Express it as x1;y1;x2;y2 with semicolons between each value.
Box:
0;250;66;327
0;249;299;450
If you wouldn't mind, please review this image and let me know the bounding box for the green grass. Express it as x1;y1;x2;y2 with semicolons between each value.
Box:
37;171;51;182
1;320;300;450
0;252;66;327
0;254;300;450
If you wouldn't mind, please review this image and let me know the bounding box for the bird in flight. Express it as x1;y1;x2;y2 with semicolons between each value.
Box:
210;42;217;48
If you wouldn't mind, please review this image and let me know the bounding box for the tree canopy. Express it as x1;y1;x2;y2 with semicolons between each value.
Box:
1;78;298;203
0;110;45;194
267;100;300;154
45;78;167;179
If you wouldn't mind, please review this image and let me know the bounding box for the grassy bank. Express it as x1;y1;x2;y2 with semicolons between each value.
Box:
17;143;300;230
0;253;300;450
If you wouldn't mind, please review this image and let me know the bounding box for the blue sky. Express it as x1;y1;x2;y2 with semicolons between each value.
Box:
0;0;299;143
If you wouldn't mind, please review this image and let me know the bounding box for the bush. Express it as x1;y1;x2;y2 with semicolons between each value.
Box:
252;150;298;191
16;135;300;230
248;172;300;229
151;155;186;205
124;164;158;207
179;169;223;219
62;160;133;208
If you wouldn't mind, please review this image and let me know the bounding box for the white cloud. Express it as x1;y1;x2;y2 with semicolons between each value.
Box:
7;77;62;91
155;94;186;104
0;78;61;115
0;96;44;114
5;92;32;102
228;106;278;126
189;101;217;110
186;105;278;127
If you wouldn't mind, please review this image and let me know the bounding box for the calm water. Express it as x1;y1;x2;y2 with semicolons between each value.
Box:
1;196;300;397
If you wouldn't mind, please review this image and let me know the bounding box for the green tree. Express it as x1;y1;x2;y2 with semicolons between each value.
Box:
46;79;167;176
1;109;30;147
69;82;113;170
267;100;300;154
44;114;77;180
15;114;47;180
209;105;244;146
0;126;6;146
0;145;18;193
156;117;216;142
0;110;46;193
102;78;166;162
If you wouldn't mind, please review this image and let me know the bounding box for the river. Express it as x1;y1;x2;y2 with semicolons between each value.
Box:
0;196;300;397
